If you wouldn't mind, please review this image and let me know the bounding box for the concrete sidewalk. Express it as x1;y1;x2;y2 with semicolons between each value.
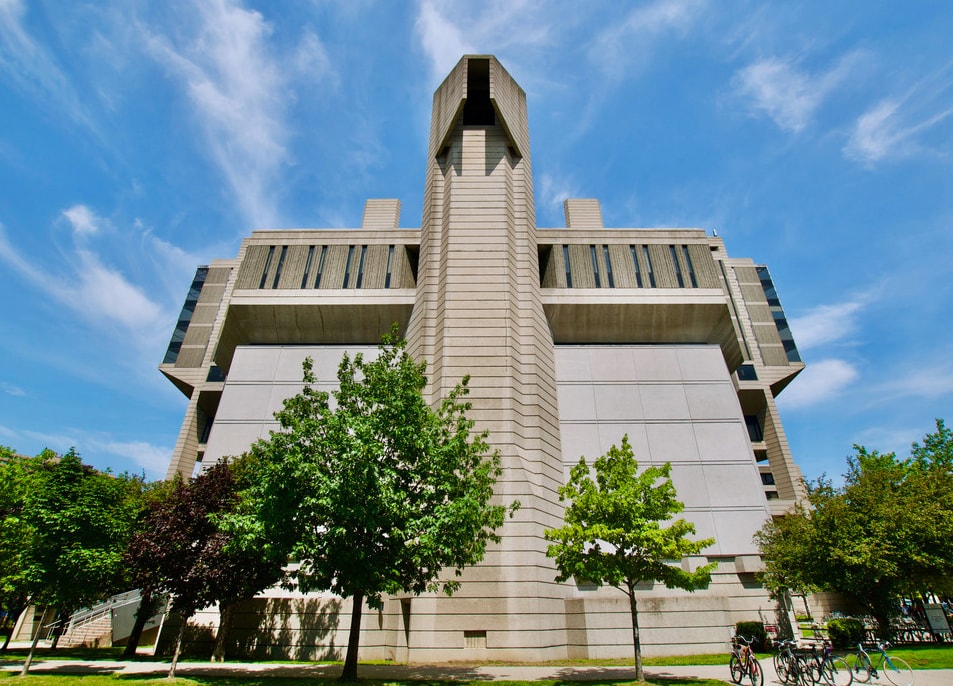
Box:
2;656;949;684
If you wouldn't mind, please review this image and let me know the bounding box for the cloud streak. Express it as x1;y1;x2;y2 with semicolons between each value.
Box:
0;423;171;478
0;214;169;351
0;0;90;130
141;0;334;230
590;0;705;80
733;52;861;133
788;300;865;351
778;358;859;409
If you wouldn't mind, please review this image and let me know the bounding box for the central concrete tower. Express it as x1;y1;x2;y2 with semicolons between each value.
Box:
404;56;568;658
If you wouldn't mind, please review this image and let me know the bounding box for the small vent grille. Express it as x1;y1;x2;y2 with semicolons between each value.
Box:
463;630;486;649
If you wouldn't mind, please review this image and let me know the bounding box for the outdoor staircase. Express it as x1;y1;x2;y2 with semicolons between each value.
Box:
60;613;112;647
59;590;144;648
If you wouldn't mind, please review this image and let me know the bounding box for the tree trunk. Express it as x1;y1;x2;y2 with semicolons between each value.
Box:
211;601;235;662
123;588;156;658
21;611;45;676
340;592;363;681
1;599;26;651
868;587;896;641
627;582;644;682
169;620;187;679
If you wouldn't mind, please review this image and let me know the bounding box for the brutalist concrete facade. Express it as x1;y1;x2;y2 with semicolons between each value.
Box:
159;55;806;660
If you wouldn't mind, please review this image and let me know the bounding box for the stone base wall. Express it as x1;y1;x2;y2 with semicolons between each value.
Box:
157;568;777;661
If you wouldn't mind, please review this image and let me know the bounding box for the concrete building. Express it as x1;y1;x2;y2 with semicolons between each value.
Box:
160;55;806;660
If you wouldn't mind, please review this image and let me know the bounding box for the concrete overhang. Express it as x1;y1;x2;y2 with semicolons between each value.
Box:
542;288;743;370
158;364;207;398
213;289;416;373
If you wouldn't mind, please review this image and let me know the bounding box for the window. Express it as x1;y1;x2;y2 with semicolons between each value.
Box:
629;245;643;287
343;246;355;287
737;364;758;381
206;366;226;383
355;245;368;288
385;245;395;288
314;246;328;288
563;245;572;288
603;245;615;287
590;245;601;288
258;246;275;289
760;472;776;486
643;246;656;287
682;245;698;287
271;246;287;289
745;415;764;443
301;246;315;288
670;245;684;287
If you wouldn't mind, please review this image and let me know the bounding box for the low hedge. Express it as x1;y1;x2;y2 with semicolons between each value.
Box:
827;617;865;648
735;621;768;651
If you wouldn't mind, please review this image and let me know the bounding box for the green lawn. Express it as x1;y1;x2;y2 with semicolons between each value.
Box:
0;677;728;686
1;643;952;686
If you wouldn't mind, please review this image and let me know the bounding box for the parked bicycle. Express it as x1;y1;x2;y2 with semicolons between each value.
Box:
773;638;812;686
805;640;854;686
846;641;914;686
774;638;852;686
730;634;763;686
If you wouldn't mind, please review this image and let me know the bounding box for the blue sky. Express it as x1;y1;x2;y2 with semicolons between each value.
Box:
1;1;951;482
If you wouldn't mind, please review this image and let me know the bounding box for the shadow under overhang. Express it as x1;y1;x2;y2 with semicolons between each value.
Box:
542;288;743;370
213;290;416;374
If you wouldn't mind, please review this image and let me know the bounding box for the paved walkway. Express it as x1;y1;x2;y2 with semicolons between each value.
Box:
1;656;952;684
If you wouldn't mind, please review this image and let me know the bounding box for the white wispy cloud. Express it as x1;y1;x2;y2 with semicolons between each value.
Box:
778;358;859;409
63;204;104;238
0;217;169;350
733;52;860;133
537;172;581;225
871;360;953;403
845;95;953;165
91;438;172;478
141;0;334;230
788;300;865;351
0;0;93;131
414;0;556;85
589;0;706;80
1;381;25;397
852;425;928;458
1;424;171;478
415;0;475;79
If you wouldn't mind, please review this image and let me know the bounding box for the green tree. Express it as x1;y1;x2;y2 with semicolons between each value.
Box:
545;436;716;681
125;459;284;676
756;420;953;638
19;449;144;673
231;331;513;681
0;448;38;650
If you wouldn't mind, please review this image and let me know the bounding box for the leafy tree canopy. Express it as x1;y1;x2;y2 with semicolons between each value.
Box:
0;450;41;631
545;435;716;680
230;329;513;680
756;419;953;637
21;449;145;615
125;458;283;668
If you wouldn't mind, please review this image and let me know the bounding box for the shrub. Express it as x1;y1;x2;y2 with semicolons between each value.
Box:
826;617;865;648
735;621;767;651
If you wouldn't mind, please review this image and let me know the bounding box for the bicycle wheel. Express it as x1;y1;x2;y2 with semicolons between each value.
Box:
773;652;786;677
776;655;793;684
747;656;764;686
845;652;871;683
881;656;914;686
821;657;854;686
730;654;744;684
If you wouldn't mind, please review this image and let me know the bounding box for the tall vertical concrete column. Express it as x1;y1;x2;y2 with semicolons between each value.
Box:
404;55;568;659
